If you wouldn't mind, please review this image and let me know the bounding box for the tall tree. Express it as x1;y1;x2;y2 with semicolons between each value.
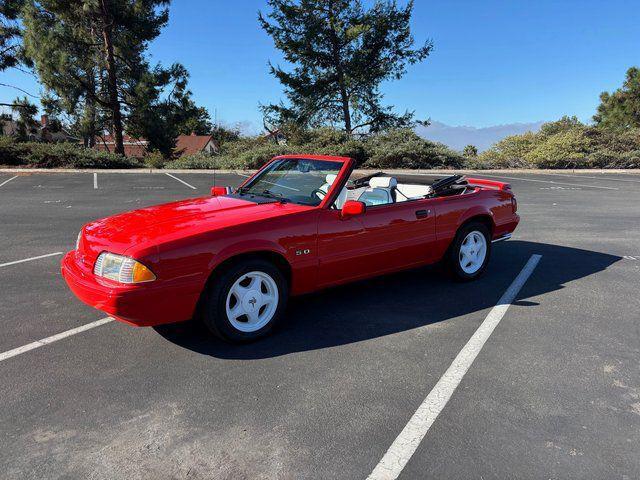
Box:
0;0;24;71
259;0;432;135
594;67;640;131
22;2;101;145
22;0;170;154
127;63;212;156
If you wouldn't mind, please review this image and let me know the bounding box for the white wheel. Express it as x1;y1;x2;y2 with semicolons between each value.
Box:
225;271;279;333
459;230;487;274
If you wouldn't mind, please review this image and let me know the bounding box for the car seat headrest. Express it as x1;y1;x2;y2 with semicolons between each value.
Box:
325;174;337;184
369;176;397;188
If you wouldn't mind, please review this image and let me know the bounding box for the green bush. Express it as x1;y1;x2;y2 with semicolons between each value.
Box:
0;136;32;165
164;152;218;169
478;120;640;169
478;132;541;168
0;137;142;168
163;128;462;170
4;122;638;171
363;129;463;169
144;150;167;169
525;127;593;168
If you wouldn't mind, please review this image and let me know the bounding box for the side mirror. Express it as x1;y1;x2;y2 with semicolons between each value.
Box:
210;186;231;196
340;200;365;219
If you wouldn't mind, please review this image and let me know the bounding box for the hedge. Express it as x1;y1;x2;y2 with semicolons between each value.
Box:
477;121;640;169
0;137;143;169
2;122;639;170
166;128;463;170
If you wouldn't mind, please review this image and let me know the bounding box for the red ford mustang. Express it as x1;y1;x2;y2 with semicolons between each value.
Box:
62;155;519;342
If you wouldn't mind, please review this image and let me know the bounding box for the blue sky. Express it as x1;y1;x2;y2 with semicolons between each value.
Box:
2;0;639;132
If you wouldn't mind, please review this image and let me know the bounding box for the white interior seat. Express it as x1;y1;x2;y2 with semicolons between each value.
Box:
395;183;433;201
358;176;397;206
318;173;348;209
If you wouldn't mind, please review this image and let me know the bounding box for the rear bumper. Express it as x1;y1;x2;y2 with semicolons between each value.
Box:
492;232;512;243
61;251;201;327
493;214;520;241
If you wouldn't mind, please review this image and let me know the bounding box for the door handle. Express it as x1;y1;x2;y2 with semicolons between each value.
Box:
415;209;431;219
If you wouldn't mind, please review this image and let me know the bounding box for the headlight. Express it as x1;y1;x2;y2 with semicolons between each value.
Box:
94;252;156;284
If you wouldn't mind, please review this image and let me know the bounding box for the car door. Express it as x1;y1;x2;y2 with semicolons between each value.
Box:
316;198;437;287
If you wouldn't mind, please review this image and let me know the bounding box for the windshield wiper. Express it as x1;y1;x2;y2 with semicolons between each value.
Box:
261;189;287;203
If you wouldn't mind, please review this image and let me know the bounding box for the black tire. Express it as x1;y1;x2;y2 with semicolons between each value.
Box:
446;221;492;282
200;259;288;343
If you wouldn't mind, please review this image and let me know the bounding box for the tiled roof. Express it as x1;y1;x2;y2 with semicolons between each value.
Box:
175;134;215;155
94;135;149;158
93;133;216;157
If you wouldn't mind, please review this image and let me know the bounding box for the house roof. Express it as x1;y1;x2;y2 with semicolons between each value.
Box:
94;135;149;157
92;133;215;157
175;134;215;156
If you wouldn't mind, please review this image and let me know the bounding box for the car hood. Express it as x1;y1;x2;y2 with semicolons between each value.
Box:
80;195;309;259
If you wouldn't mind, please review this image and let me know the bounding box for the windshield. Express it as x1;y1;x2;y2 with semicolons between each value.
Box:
238;158;343;206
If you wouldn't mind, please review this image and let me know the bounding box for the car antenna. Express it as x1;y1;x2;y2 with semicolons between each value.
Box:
213;153;217;190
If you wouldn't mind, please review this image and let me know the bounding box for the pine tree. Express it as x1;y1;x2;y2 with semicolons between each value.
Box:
22;0;170;154
259;0;432;135
11;95;38;140
126;63;213;157
0;0;24;71
594;67;640;131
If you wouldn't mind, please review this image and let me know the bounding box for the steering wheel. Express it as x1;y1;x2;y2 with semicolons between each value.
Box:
311;188;326;202
310;188;340;209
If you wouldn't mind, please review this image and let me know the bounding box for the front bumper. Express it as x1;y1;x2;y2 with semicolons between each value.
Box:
61;251;201;327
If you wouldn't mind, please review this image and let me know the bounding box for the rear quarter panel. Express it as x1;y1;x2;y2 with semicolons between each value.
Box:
432;188;518;260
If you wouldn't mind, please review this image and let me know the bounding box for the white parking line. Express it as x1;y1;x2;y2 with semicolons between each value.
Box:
473;173;618;190
165;172;196;190
93;172;98;189
0;317;113;363
0;175;18;187
367;254;542;480
0;252;64;268
539;172;640;184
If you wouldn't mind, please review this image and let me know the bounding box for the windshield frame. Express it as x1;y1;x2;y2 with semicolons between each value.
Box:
237;155;354;208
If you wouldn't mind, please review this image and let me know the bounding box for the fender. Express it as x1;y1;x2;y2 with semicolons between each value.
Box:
457;205;495;231
208;239;288;272
206;240;316;296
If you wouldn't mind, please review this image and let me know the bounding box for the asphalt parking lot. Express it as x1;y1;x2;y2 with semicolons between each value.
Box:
1;170;639;479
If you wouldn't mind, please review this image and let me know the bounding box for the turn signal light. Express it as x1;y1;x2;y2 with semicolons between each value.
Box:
132;261;156;283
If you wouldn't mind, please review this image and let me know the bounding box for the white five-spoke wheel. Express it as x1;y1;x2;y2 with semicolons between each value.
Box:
226;271;279;333
447;221;492;281
459;231;487;274
200;259;288;343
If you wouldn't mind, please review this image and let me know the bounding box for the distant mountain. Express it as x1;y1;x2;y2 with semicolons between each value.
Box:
415;120;545;152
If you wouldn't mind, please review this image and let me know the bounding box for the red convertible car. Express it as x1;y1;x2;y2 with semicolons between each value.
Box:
62;155;519;342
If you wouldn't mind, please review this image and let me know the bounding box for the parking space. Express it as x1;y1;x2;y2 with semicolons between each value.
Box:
1;170;639;479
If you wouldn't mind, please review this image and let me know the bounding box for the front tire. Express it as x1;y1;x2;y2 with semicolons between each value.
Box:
446;222;491;281
200;259;288;343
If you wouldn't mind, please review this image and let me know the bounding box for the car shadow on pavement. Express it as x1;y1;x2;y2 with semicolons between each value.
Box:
154;240;620;359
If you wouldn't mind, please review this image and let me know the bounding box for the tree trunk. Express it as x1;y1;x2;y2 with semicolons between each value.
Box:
99;0;124;155
337;72;352;134
84;71;97;148
327;6;352;134
84;97;96;148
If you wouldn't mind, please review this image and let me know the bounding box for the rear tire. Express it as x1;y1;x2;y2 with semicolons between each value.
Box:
200;259;288;343
446;222;491;282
